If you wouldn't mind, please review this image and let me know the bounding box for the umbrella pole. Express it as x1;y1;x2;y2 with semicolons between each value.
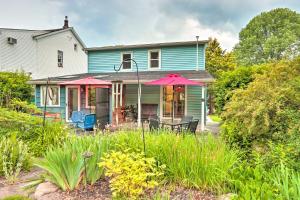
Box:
172;86;174;123
43;77;50;127
89;84;91;114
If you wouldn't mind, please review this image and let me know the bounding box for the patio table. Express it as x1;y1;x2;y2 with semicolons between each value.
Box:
160;121;190;131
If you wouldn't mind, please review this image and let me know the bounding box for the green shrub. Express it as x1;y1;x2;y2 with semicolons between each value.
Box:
230;162;276;199
110;131;239;193
0;71;33;107
0;107;67;156
231;161;300;199
34;136;110;191
222;58;300;152
99;150;165;199
8;99;41;114
0;135;31;183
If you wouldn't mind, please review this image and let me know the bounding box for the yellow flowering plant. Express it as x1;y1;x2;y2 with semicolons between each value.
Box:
98;150;165;199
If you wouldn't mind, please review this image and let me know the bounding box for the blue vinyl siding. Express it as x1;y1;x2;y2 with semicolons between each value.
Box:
88;44;205;73
35;85;66;119
187;86;203;120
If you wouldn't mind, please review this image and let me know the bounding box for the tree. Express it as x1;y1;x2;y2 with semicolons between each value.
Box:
0;71;33;107
221;58;300;150
206;38;236;78
234;8;300;66
213;65;266;114
205;38;237;114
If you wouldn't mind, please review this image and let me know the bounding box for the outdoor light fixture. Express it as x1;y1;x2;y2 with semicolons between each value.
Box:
114;59;146;154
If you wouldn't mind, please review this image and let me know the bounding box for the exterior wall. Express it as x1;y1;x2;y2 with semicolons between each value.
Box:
36;30;87;79
35;85;66;119
124;84;205;120
125;84;161;115
0;29;44;75
88;45;205;73
187;86;203;120
0;29;87;79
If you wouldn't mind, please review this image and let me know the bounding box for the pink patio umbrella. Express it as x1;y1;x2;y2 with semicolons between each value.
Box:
145;73;204;122
59;76;111;113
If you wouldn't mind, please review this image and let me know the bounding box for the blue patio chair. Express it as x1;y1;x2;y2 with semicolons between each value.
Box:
70;111;84;127
77;114;96;131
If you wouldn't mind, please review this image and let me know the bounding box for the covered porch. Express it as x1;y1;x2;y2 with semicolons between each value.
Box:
30;70;213;130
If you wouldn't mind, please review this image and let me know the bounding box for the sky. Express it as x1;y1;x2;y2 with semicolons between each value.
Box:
0;0;299;50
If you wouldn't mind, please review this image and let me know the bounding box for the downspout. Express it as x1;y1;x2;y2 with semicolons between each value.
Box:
196;36;199;71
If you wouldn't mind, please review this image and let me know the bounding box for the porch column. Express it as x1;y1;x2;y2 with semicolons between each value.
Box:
137;83;141;127
200;86;205;131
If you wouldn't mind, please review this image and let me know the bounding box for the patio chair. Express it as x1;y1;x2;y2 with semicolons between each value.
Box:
186;119;199;134
149;118;160;132
78;114;96;131
175;115;193;132
70;111;84;127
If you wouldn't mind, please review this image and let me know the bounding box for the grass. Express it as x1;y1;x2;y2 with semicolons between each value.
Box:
110;131;240;193
209;114;222;122
33;130;239;194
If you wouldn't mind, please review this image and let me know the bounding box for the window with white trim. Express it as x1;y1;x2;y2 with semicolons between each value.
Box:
41;86;60;106
58;50;63;67
121;52;132;70
149;50;160;69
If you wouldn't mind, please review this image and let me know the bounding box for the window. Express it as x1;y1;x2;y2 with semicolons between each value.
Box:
58;50;63;67
149;50;160;69
121;52;132;70
74;43;78;51
41;86;60;106
163;85;185;118
86;87;96;107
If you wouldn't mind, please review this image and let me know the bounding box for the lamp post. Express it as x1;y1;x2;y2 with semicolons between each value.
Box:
114;59;146;154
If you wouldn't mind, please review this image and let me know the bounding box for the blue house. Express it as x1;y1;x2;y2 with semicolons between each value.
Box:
29;40;213;130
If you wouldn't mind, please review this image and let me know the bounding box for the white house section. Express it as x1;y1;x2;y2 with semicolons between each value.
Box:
0;17;87;79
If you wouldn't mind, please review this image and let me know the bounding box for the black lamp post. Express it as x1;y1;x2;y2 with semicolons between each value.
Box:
114;59;146;154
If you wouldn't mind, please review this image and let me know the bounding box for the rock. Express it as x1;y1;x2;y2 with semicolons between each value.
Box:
218;193;236;200
34;182;59;200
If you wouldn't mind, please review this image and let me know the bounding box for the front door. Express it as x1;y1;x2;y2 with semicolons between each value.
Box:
96;88;109;129
66;86;80;121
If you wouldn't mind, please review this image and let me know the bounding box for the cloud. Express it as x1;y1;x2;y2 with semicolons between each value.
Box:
0;0;299;50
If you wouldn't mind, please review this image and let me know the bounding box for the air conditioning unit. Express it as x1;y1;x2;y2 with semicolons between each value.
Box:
7;37;17;45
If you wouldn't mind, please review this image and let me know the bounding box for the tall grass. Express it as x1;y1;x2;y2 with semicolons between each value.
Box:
34;130;239;193
110;131;240;193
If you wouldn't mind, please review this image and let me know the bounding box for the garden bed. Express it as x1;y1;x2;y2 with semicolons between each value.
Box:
37;179;216;200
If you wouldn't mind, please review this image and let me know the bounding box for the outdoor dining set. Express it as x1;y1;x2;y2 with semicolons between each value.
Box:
148;115;199;134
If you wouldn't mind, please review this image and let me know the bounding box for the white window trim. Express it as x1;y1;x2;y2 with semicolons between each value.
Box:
148;49;161;70
40;85;60;107
120;52;133;71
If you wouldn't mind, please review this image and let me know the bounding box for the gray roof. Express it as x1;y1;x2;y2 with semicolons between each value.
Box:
28;70;214;84
32;27;86;48
86;40;208;51
0;27;86;48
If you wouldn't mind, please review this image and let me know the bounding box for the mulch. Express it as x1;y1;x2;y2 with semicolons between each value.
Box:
55;178;216;200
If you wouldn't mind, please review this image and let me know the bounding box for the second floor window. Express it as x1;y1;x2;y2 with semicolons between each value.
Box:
58;50;63;67
149;50;160;69
122;53;132;70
